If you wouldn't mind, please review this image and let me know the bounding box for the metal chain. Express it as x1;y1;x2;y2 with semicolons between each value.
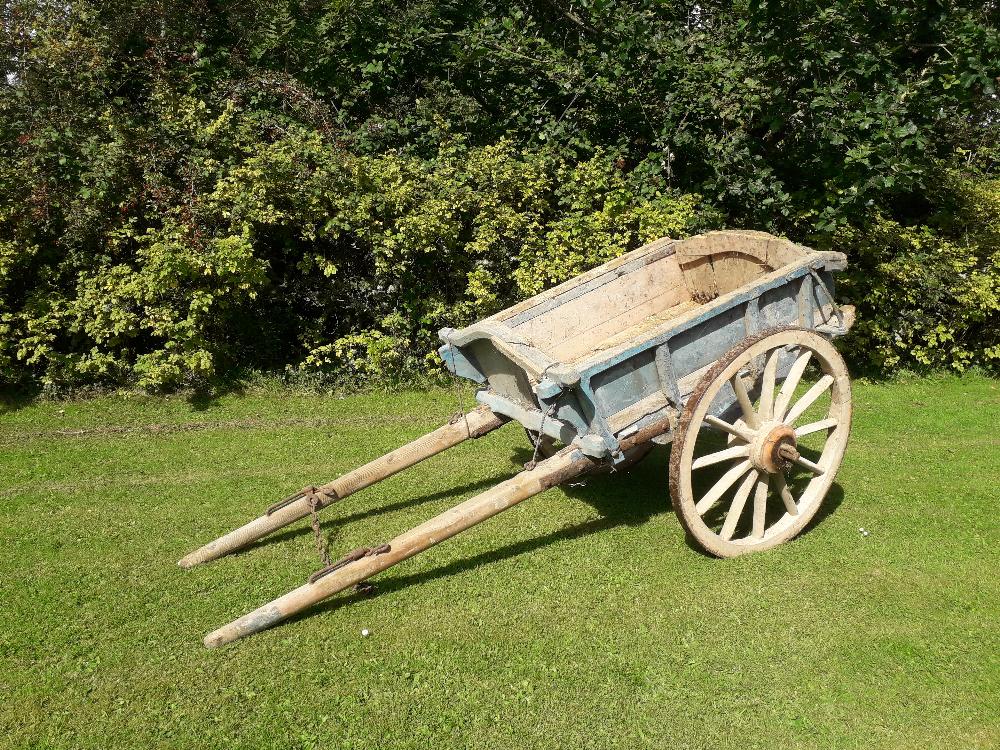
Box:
525;365;564;470
303;490;389;594
525;400;560;471
306;493;332;567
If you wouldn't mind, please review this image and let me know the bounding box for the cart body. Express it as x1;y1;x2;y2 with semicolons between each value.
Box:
440;230;853;462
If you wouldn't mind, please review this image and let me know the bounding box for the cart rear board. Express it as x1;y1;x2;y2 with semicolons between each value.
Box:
184;230;856;646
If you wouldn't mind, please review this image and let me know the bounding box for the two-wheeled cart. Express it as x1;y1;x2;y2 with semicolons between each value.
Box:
182;230;855;647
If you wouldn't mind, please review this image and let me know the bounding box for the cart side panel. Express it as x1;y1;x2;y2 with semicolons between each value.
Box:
757;282;802;330
588;305;748;432
665;304;748;387
588;269;829;440
588;303;748;439
589;348;658;417
809;269;842;326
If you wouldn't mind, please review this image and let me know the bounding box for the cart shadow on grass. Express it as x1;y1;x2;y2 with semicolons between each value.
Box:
292;444;844;623
242;475;506;555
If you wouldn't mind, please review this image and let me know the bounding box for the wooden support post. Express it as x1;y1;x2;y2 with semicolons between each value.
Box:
178;406;506;569
203;446;600;648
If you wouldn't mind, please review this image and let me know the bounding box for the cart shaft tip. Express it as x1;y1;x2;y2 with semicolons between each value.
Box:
178;540;225;569
204;605;287;648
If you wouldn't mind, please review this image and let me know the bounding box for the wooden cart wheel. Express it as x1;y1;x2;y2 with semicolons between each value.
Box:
524;429;653;472
669;327;852;557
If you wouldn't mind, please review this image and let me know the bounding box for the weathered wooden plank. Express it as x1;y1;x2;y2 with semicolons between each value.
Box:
516;255;688;356
544;279;690;362
606;390;671;434
495;238;676;325
578;300;699;361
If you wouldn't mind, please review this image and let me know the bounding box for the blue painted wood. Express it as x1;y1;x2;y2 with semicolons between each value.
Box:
655;343;682;407
759;283;800;330
667;303;747;382
797;273;814;326
810;269;843;326
591;348;658;417
475;390;578;446
743;297;760;337
437;334;487;384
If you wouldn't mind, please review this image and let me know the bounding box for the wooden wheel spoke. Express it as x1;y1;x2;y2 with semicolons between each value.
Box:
783;374;834;426
692;444;750;470
731;373;760;429
720;470;758;541
786;452;825;476
795;417;838;437
758;349;779;420
751;475;769;538
695;459;753;515
773;473;799;516
704;414;755;443
773;350;811;422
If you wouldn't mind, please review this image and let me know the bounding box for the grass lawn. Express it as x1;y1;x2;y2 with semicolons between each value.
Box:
1;375;998;749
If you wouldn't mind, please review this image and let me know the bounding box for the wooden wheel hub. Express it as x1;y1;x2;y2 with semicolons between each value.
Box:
750;423;798;474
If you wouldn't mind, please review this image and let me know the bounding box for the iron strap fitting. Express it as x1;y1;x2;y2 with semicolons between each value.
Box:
266;484;340;516
307;544;392;584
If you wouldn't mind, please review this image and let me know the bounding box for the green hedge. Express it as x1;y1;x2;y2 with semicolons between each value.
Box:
839;173;1000;374
1;0;998;391
0;124;701;389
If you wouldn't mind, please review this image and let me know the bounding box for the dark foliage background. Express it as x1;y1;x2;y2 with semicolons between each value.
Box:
1;0;998;391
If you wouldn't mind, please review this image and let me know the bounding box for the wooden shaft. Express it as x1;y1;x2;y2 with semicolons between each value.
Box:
203;446;599;648
178;406;505;569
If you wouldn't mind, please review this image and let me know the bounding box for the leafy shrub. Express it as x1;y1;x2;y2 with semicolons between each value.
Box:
1;0;998;390
0;110;701;388
839;173;1000;374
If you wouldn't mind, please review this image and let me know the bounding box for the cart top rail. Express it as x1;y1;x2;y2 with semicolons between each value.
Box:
441;230;846;379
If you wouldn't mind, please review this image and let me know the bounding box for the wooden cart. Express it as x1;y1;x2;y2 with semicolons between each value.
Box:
183;230;855;647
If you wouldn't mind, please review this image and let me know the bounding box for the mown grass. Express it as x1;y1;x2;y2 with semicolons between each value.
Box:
1;375;998;749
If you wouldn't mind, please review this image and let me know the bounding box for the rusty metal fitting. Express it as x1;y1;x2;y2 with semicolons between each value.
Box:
267;485;339;516
307;544;392;584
